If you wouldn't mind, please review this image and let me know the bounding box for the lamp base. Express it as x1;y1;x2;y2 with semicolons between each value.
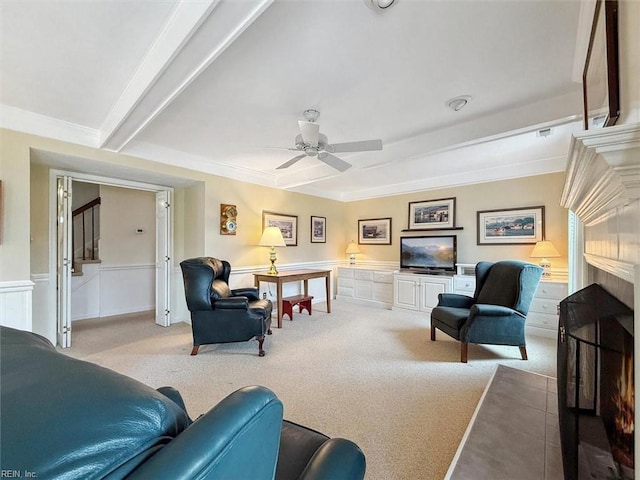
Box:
539;259;551;278
267;248;278;275
349;254;356;266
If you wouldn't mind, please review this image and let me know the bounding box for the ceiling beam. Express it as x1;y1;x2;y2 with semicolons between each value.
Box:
100;0;273;152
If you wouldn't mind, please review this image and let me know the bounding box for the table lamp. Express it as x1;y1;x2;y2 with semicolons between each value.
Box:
530;240;560;278
259;226;286;275
345;241;360;265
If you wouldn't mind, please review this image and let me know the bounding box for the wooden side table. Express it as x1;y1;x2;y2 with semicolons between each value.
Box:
253;269;331;328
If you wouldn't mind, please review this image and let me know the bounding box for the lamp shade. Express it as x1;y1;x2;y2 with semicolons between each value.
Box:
345;241;360;254
259;226;286;247
530;240;560;258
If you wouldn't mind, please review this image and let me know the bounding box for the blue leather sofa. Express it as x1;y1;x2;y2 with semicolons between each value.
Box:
0;326;365;480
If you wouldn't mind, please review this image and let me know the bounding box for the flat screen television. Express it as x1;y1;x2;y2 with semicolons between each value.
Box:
400;235;457;273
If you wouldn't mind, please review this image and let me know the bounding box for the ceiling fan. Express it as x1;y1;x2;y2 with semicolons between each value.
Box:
276;109;382;172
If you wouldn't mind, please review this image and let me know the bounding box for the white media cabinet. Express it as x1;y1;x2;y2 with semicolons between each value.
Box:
336;266;394;307
336;264;566;338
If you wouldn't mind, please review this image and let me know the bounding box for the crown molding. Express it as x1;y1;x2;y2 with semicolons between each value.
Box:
122;140;277;188
337;155;568;202
0;105;100;148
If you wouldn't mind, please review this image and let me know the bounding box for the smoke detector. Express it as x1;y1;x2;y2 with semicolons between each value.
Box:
447;95;472;112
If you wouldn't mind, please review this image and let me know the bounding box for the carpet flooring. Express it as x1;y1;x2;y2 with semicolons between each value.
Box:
63;300;557;480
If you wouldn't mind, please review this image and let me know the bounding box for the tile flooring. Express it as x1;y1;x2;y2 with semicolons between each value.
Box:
447;364;563;479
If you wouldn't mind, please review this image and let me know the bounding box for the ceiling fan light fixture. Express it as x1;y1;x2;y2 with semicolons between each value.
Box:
447;95;472;112
303;109;320;122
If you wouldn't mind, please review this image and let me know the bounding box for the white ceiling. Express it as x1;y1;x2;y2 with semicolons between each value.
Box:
1;0;590;201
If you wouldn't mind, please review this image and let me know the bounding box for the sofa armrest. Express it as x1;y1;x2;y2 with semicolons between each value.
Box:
437;293;474;309
215;296;250;309
470;304;523;318
298;438;366;480
232;287;260;301
126;386;283;480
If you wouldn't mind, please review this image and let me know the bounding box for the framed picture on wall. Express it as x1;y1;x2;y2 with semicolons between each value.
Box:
476;206;544;245
263;211;298;246
310;216;326;243
408;197;456;230
358;217;392;245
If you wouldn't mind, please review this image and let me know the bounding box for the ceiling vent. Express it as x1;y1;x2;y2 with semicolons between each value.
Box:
364;0;397;11
447;95;471;112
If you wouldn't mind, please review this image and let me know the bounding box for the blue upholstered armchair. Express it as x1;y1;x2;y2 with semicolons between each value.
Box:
180;257;273;356
430;260;543;363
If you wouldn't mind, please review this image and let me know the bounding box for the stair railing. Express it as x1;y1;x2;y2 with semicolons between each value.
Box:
72;197;101;266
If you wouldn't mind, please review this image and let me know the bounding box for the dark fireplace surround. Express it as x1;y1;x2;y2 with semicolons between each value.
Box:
558;282;635;480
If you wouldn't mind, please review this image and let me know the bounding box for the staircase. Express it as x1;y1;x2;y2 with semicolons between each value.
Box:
72;197;101;276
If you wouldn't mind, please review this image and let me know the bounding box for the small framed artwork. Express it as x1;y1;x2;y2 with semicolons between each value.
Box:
310;216;326;243
263;211;298;246
408;197;456;230
477;206;544;245
358;217;392;245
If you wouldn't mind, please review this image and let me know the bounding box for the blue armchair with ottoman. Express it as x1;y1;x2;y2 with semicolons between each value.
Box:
0;326;366;480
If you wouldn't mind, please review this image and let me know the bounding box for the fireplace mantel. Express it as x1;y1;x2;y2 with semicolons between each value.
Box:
561;123;640;225
561;123;640;285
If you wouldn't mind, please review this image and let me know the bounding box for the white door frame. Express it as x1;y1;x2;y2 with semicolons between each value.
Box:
49;169;174;347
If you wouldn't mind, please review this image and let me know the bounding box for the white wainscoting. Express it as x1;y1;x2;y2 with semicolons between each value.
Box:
71;264;155;321
0;280;35;332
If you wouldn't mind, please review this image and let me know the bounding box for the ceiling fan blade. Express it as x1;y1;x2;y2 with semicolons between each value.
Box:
329;139;382;153
298;120;320;147
276;153;307;170
318;152;351;172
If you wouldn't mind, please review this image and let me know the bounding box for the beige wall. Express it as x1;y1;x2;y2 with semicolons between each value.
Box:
197;177;345;267
1;129;31;281
345;173;569;270
99;185;156;266
29;162;50;274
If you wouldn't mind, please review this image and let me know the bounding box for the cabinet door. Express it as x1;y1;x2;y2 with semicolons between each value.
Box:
355;279;374;300
419;281;447;313
394;276;419;310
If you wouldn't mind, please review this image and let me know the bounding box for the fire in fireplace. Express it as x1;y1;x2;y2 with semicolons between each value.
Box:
558;283;634;480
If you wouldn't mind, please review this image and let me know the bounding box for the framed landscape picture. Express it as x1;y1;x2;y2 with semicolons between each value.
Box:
408;197;455;230
310;216;326;243
477;206;544;245
263;211;298;246
358;217;392;245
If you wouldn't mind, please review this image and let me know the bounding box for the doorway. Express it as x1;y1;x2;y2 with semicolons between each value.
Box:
52;170;173;348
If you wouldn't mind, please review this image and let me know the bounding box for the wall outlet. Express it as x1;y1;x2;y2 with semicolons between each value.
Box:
263;292;267;299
